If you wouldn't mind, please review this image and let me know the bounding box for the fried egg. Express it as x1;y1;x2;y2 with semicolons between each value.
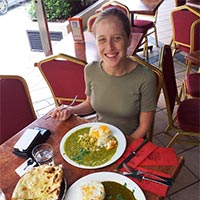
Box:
79;181;105;200
89;125;116;149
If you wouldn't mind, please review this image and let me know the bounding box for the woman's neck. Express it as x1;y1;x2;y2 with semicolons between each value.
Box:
101;58;137;76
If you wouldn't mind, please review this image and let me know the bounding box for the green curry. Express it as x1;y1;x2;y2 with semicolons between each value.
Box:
102;181;137;200
63;127;118;166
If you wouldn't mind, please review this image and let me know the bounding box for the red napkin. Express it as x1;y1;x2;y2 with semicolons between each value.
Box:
117;138;158;168
117;138;174;197
140;147;178;167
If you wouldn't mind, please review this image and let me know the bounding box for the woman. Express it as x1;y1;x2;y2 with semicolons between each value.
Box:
50;8;157;141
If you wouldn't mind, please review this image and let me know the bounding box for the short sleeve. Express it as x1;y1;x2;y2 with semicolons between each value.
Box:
140;69;157;112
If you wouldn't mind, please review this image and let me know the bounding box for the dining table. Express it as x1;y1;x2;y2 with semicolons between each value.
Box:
0;114;184;200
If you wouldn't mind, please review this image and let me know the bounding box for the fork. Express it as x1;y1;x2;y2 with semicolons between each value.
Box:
45;95;78;119
123;163;174;183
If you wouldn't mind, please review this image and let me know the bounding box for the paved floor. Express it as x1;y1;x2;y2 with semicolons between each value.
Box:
1;0;199;199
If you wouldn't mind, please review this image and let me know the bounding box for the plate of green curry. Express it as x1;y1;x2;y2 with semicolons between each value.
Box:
65;172;146;200
60;122;126;169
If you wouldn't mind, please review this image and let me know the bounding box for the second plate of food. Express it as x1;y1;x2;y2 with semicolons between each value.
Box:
60;122;126;169
64;172;146;200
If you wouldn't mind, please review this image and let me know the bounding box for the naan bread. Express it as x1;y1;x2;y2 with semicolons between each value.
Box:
11;165;63;200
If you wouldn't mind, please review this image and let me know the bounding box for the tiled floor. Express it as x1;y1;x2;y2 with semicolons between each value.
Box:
1;0;199;199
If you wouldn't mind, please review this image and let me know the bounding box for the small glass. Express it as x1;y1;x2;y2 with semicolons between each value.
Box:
32;143;54;165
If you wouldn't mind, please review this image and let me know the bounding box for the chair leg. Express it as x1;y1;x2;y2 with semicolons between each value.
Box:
143;36;149;60
164;125;171;133
185;60;191;75
154;26;159;47
169;37;173;46
167;132;181;147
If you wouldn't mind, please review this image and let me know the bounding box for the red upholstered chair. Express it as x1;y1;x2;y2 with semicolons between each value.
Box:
181;51;200;100
159;44;200;147
0;75;37;144
87;12;99;32
170;5;200;60
181;73;200;99
37;53;87;107
133;9;159;48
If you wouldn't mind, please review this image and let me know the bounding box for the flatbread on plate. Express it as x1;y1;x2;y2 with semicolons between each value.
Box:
11;165;63;200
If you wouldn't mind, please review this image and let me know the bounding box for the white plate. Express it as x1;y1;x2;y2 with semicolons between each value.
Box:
65;172;146;200
60;122;126;169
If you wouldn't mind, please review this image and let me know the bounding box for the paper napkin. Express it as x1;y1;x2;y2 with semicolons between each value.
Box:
117;138;158;168
140;147;178;166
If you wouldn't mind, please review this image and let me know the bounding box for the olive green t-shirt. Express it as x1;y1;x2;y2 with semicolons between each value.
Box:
84;61;157;135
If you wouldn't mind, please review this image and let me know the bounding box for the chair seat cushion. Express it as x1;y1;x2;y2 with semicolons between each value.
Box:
186;73;200;97
177;99;200;132
131;26;148;34
134;19;154;30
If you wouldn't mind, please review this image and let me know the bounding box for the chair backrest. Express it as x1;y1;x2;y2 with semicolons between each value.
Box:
130;55;163;141
96;1;130;19
88;1;131;32
0;75;37;144
171;5;200;54
87;12;99;32
158;45;179;125
37;53;87;107
175;0;186;6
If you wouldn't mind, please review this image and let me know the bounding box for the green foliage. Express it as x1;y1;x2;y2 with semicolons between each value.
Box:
44;0;71;22
28;0;72;22
28;0;97;22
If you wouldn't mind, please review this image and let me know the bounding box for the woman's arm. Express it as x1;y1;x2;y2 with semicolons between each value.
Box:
126;111;155;144
50;96;94;121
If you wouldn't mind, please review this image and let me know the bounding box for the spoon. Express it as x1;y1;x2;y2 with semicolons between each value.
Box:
23;158;34;170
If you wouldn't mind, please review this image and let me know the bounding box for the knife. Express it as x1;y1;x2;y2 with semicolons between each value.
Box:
123;163;174;186
123;171;173;187
117;138;148;170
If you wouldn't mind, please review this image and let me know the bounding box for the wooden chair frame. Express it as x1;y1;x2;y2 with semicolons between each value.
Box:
87;12;99;32
130;55;163;142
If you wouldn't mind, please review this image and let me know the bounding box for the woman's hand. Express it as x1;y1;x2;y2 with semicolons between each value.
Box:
50;106;73;121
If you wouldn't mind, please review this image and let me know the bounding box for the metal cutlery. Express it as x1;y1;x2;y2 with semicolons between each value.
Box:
23;158;34;170
45;95;78;119
123;163;174;183
123;171;173;187
117;138;148;170
122;163;174;187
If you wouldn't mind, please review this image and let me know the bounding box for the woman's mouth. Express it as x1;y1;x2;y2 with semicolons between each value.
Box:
105;52;118;58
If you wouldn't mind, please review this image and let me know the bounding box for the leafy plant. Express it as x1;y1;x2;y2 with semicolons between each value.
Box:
44;0;71;22
28;0;71;22
28;0;96;22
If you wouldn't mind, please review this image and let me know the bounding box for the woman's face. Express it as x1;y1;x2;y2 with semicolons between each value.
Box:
94;16;131;68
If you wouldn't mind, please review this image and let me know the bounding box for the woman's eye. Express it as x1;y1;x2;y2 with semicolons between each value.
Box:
113;36;121;42
97;38;106;43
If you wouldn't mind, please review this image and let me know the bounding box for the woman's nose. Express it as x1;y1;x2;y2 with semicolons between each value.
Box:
107;39;115;50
